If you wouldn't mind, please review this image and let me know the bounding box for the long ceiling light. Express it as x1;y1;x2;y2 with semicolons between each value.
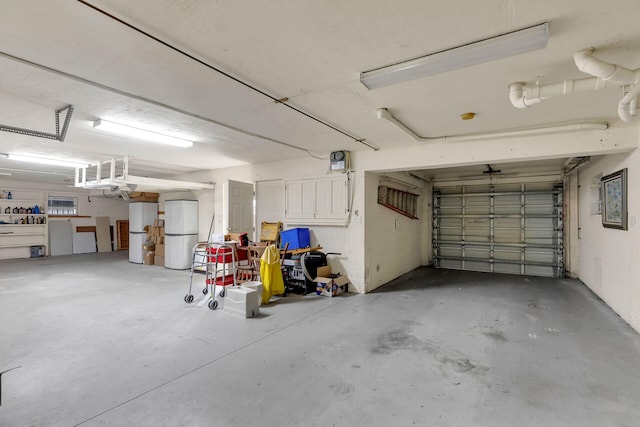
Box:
93;119;193;148
8;154;89;168
360;23;549;90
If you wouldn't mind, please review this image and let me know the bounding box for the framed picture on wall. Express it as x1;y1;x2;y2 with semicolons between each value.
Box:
601;168;628;230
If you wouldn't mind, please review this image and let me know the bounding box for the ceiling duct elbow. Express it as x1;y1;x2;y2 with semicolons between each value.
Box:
618;83;640;122
574;48;639;85
509;82;544;108
511;48;640;122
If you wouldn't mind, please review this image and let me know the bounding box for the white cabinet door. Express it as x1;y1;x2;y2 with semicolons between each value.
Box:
315;176;347;220
129;202;157;233
165;200;198;235
165;234;198;269
285;176;348;224
285;180;315;220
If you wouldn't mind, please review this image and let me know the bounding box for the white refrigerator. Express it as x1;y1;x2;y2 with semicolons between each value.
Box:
129;202;158;264
164;200;198;269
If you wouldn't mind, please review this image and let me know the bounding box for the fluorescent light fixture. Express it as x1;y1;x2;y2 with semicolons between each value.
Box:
360;23;549;90
0;153;8;158
0;172;11;176
8;154;88;168
93;119;193;148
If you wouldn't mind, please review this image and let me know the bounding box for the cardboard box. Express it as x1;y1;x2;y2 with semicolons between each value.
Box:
155;244;165;257
317;265;332;277
143;251;155;265
130;192;159;202
210;234;225;243
228;232;249;246
154;255;165;266
313;265;349;297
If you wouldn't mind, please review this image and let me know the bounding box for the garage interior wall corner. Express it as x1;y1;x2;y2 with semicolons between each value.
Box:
578;149;640;334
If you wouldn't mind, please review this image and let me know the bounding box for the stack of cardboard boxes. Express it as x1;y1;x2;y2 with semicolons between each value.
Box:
144;219;165;266
130;192;159;202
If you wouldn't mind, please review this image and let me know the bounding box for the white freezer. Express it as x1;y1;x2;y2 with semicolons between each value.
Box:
129;232;147;264
165;234;199;269
129;202;158;233
165;200;198;235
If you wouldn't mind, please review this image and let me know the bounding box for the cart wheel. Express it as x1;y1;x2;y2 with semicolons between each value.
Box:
184;294;194;303
208;299;219;310
219;290;225;298
202;288;208;295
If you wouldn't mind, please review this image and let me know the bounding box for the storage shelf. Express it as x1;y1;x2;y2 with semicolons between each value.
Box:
0;213;47;216
0;199;45;203
0;190;48;260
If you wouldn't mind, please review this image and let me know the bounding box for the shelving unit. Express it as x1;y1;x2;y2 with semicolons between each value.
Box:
0;189;48;260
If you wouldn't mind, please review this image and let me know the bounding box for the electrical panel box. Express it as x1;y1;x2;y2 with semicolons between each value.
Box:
330;150;350;172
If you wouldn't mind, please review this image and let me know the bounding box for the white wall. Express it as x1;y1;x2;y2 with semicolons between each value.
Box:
577;150;640;333
174;121;639;295
363;172;427;292
1;178;129;254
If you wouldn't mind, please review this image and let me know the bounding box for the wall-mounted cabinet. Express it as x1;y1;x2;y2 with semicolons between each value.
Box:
0;189;48;259
285;175;348;225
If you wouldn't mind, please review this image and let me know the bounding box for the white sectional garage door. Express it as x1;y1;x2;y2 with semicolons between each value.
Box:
433;182;564;278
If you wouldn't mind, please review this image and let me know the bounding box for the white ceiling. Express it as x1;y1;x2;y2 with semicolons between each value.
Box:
1;1;639;186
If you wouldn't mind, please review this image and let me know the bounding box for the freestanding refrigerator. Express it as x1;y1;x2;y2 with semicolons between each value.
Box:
129;202;158;263
165;200;198;269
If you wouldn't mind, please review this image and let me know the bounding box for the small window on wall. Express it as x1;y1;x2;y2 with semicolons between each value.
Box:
48;196;78;216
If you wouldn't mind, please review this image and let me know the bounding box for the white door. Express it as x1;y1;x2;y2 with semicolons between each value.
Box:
226;180;254;234
256;180;284;242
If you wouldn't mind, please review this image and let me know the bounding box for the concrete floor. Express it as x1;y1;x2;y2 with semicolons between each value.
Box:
1;252;639;426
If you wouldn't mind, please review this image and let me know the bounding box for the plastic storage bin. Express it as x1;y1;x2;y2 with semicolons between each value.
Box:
223;286;259;318
241;281;264;306
30;245;44;258
280;228;310;250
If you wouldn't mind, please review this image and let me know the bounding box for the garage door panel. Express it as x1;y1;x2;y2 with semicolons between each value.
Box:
494;249;522;261
440;247;462;258
464;236;491;244
525;249;556;264
464;261;492;272
440;259;463;269
525;265;555;276
465;247;490;259
494;263;522;275
434;182;563;278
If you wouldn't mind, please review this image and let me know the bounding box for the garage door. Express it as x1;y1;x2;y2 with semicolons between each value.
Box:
433;182;564;278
